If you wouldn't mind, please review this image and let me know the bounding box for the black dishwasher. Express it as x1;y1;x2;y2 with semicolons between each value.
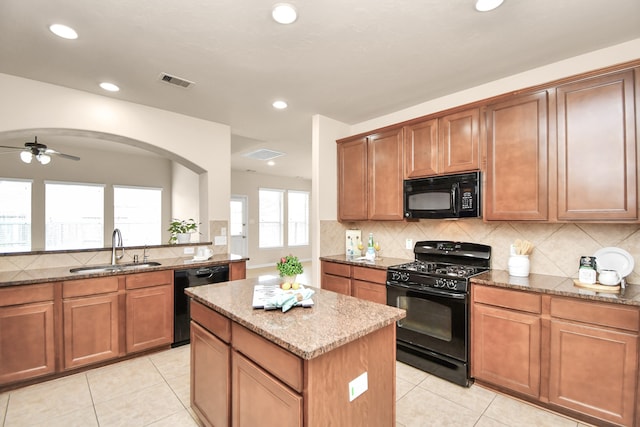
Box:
173;264;229;347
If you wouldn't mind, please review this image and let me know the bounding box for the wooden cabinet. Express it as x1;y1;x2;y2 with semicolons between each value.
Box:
556;69;637;221
230;261;246;281
191;320;230;427
62;277;121;369
125;270;173;354
404;108;480;178
472;284;640;426
232;351;302;427
320;260;387;304
337;127;403;221
471;286;542;398
484;91;549;220
548;298;639;426
0;283;56;384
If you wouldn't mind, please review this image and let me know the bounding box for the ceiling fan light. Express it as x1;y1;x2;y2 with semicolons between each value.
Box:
37;153;51;165
49;24;78;40
475;0;504;12
20;151;33;163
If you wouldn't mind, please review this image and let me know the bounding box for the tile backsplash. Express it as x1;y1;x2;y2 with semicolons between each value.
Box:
321;219;640;284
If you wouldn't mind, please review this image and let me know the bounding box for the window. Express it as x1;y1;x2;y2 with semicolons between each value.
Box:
114;186;162;246
259;188;283;248
45;182;104;250
288;190;309;246
0;179;32;252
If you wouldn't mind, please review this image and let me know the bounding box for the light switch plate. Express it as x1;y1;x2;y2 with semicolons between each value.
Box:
405;238;413;249
214;236;227;246
348;372;368;402
184;247;195;254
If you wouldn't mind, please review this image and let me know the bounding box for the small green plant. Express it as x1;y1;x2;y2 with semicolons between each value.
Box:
168;218;199;243
276;255;304;277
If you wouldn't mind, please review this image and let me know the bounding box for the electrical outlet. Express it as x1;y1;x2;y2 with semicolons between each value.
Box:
183;247;195;255
405;238;413;249
221;227;227;235
348;372;368;402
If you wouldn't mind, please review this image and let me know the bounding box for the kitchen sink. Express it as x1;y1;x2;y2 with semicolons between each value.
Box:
69;261;162;274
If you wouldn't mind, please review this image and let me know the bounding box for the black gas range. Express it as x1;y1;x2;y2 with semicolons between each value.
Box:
386;240;491;386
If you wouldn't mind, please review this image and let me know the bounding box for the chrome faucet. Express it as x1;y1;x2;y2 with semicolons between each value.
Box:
111;228;125;265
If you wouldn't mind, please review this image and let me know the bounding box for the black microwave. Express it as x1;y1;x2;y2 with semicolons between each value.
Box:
403;172;481;219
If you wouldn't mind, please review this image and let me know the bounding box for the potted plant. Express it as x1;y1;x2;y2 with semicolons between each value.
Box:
168;218;199;244
276;255;304;283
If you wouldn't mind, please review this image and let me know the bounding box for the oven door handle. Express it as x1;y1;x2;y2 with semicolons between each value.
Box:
387;282;467;300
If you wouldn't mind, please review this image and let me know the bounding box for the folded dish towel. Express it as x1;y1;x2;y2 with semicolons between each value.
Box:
267;287;315;312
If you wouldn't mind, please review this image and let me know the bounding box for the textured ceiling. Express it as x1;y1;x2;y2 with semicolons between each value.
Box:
0;0;639;179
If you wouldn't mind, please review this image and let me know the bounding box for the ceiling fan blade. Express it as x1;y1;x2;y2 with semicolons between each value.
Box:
45;149;81;161
0;145;22;150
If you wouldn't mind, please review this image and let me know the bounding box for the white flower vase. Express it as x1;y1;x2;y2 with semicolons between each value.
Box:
282;275;297;284
176;233;191;244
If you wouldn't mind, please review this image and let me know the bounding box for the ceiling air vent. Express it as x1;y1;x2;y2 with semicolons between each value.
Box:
243;149;285;161
159;72;194;88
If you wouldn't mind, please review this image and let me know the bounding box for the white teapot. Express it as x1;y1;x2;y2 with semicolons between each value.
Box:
598;269;621;286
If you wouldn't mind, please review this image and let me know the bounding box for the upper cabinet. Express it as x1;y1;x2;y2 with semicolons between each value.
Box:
337;127;404;221
404;108;480;179
484;91;549;221
555;69;637;221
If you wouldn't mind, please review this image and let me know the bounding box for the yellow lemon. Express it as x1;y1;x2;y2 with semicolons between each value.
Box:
281;282;291;290
292;282;300;290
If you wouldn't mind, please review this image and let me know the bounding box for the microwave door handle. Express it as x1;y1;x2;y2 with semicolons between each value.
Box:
451;183;459;214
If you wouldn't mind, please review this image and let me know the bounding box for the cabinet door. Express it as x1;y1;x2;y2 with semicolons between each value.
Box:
0;302;55;384
367;128;404;220
404;118;438;178
191;321;230;427
337;137;368;221
549;320;637;426
439;108;480;174
126;284;173;353
321;273;351;296
232;351;302;427
230;261;246;280
352;280;386;304
556;70;637;220
472;304;541;398
485;92;549;220
63;293;119;369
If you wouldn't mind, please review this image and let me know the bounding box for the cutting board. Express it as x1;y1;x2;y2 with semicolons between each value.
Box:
573;279;620;293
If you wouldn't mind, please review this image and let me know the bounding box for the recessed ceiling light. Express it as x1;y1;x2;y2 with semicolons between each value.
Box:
475;0;504;12
49;24;78;40
99;82;120;92
272;100;288;109
267;161;275;166
272;3;297;24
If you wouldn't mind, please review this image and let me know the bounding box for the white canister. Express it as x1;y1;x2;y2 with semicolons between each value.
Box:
508;254;530;277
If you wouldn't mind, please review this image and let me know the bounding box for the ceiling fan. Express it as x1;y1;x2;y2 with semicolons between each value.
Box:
0;136;81;164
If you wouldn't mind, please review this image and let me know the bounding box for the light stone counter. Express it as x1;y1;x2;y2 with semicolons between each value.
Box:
185;276;406;359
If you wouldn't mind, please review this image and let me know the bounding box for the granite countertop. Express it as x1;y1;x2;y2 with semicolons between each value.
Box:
319;254;412;270
472;270;640;307
185;276;406;360
0;254;248;287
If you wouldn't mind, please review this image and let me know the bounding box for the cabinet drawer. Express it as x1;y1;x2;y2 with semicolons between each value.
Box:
550;297;640;332
321;261;351;278
473;285;541;314
191;300;231;343
0;283;54;307
352;266;387;284
125;270;172;290
63;277;119;298
232;322;303;393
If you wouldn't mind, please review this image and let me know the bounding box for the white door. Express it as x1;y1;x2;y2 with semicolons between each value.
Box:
230;195;248;257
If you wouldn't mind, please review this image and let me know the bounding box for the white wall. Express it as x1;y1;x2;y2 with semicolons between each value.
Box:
231;170;312;268
171;162;201;238
0;74;231;241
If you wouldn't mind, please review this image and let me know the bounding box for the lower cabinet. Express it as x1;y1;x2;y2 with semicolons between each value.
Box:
0;283;56;384
321;260;387;304
125;270;173;353
63;277;121;370
471;284;640;427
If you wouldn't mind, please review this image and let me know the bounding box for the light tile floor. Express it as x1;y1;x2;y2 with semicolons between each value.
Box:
0;265;594;426
0;347;593;427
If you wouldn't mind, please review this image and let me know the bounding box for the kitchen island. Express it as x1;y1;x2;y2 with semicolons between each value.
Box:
185;276;406;427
